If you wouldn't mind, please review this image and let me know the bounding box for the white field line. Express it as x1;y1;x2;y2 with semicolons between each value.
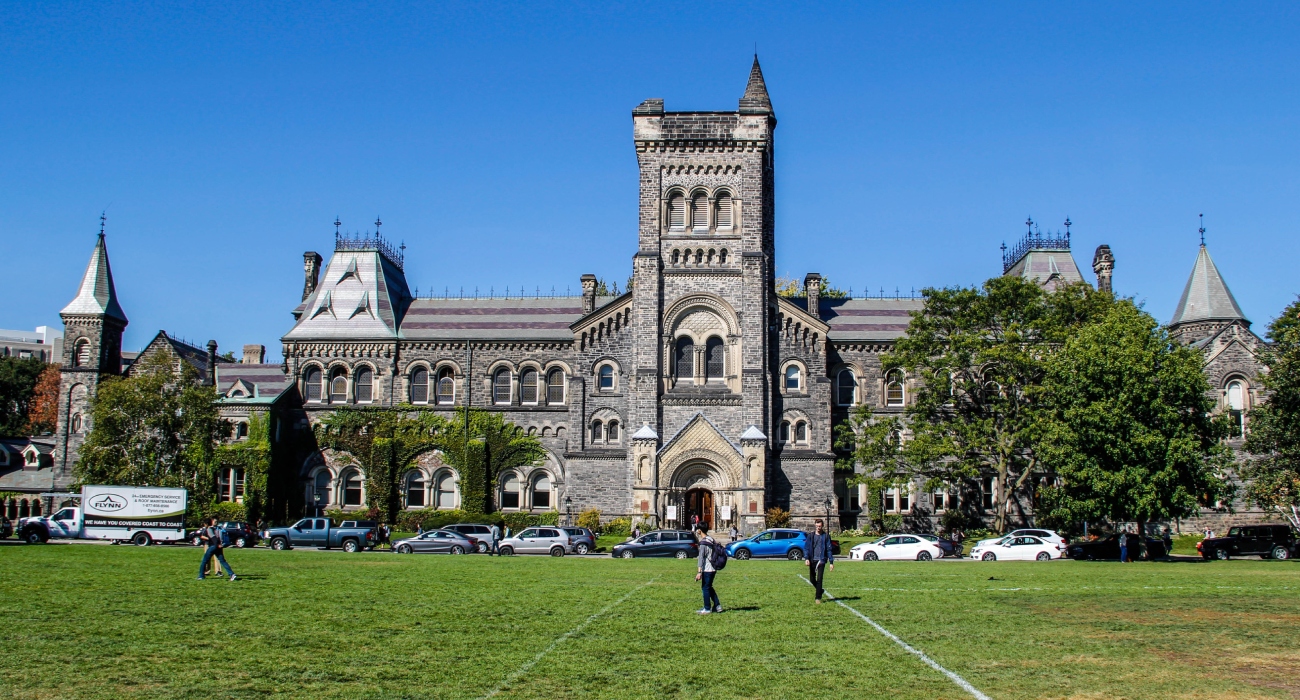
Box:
801;575;991;700
478;576;658;699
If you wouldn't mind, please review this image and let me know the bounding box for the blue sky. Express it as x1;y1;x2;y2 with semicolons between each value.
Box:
3;2;1298;360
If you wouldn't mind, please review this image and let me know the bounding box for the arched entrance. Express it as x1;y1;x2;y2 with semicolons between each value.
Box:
685;488;714;531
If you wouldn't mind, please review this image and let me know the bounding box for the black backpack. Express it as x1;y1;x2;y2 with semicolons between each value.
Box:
708;540;728;570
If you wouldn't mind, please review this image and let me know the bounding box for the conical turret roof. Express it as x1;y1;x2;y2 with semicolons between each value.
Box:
1170;244;1246;326
61;233;127;322
738;56;773;115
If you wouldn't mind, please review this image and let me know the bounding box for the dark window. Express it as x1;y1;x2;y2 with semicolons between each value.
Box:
304;367;322;402
436;367;455;404
795;421;807;443
405;472;425;507
314;472;330;505
493;369;511;404
779;421;790;442
837;369;856;405
591;420;603;443
883;491;895;511
355;367;373;403
520;369;539;403
500;473;520;509
533;475;551;508
607;420;619;441
598;365;614;390
675;337;694;380
343;471;363;506
410;367;429;404
706;337;725;381
547;369;565;403
981;477;995;510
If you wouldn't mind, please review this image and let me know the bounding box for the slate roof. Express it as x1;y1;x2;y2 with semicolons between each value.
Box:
1003;248;1085;288
0;438;56;492
818;298;923;342
738;56;773;115
61;234;127;322
215;364;292;403
283;248;412;341
398;296;618;341
1171;245;1247;326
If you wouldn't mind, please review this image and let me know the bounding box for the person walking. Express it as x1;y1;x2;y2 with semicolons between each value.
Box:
804;519;835;603
695;525;722;615
1118;529;1130;563
489;522;501;556
197;517;236;581
729;524;739;543
631;523;640;540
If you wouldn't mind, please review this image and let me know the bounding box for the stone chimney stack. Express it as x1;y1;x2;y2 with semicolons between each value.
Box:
804;273;822;318
581;274;598;314
242;344;265;364
302;252;323;301
1092;245;1115;293
205;340;218;386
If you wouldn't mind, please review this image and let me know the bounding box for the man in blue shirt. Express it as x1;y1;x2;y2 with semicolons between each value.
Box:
804;519;834;603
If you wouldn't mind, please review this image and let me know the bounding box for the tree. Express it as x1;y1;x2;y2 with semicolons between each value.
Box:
1243;298;1300;529
0;356;47;437
1037;301;1234;543
435;409;548;514
216;412;272;524
26;364;61;435
316;409;446;523
75;354;224;515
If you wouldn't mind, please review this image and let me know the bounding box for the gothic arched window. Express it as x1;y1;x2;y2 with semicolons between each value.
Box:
784;365;801;391
500;472;520;509
410;367;429;404
885;369;905;407
329;368;348;404
354;367;373;403
706;337;725;381
598;364;615;390
675;337;695;381
715;192;733;230
520;368;539;404
837;369;857;406
74;339;91;367
314;471;331;506
436;367;455;404
493;368;512;404
691;193;708;231
591;420;604;443
435;471;456;509
1227;380;1246;438
795;421;808;444
547;369;565;404
405;472;425;508
668;193;686;231
606;420;619;442
779;420;791;443
304;367;323;403
532;474;551;509
341;470;363;507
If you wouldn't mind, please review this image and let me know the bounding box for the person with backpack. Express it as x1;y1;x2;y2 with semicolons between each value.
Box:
695;525;724;614
197;516;236;581
804;519;835;603
489;523;501;556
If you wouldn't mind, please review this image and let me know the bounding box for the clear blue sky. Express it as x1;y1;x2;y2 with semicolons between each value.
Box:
3;2;1298;360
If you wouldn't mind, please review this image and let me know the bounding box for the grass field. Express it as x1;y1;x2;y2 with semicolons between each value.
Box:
2;543;1298;699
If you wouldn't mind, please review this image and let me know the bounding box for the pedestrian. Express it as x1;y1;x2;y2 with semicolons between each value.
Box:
729;524;739;543
380;523;392;550
695;525;722;615
804;519;835;603
197;516;236;581
416;523;424;536
490;522;501;556
631;523;640;539
1118;529;1129;563
1162;527;1173;557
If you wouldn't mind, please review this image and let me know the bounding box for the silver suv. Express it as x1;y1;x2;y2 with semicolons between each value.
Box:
499;527;574;557
444;523;495;553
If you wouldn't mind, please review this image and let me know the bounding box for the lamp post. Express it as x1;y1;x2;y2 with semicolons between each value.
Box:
823;496;833;530
565;496;572;526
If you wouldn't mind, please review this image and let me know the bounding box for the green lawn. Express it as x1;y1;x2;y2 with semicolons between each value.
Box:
2;544;1298;699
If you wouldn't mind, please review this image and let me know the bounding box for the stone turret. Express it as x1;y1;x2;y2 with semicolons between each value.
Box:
1092;245;1115;293
302;252;322;301
804;273;822;319
581;274;598;314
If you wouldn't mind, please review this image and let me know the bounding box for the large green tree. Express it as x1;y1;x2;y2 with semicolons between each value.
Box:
1243;299;1300;529
316;409;446;522
216;411;272;524
75;354;225;511
0;356;47;438
435;409;549;514
1037;301;1234;541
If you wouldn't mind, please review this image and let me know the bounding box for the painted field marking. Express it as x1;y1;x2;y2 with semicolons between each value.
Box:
479;576;659;699
800;575;991;700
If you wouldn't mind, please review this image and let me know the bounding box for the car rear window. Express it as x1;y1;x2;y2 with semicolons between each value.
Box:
776;531;798;540
661;532;679;541
539;528;559;538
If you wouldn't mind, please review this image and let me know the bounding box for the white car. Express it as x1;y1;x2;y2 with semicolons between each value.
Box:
969;535;1060;561
850;535;944;561
976;529;1066;554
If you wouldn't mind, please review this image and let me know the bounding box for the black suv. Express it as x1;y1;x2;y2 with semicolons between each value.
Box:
1199;525;1296;560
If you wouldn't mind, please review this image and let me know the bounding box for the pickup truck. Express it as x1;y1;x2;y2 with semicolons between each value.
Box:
261;517;376;552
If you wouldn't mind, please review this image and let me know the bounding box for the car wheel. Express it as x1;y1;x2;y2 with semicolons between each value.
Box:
864;552;878;561
1215;548;1229;560
343;539;359;553
270;537;288;550
234;537;247;548
734;548;751;561
132;532;152;547
500;546;514;556
1271;546;1290;561
576;543;590;555
23;530;45;544
1036;552;1051;561
621;549;635;559
477;542;489;554
451;545;465;555
397;544;412;554
675;549;689;559
917;551;932;562
787;547;804;561
982;552;997;561
550;546;565;557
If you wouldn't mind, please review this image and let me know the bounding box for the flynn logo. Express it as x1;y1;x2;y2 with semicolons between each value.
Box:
88;494;127;512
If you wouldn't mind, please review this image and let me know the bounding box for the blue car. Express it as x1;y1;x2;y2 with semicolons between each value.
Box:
726;528;810;561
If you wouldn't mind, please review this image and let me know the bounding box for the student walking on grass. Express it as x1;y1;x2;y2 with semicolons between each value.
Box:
197;517;236;581
805;519;835;603
695;525;723;615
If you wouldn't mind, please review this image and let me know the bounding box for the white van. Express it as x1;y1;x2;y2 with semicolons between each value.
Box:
18;485;188;546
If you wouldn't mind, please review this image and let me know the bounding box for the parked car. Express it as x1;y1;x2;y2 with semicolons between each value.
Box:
392;529;477;554
498;526;574;556
561;526;596;555
914;533;960;557
443;524;493;552
1065;533;1169;560
851;535;944;561
261;518;377;552
976;529;1067;554
611;530;699;559
726;528;839;560
190;521;259;548
1198;524;1296;560
972;535;1061;561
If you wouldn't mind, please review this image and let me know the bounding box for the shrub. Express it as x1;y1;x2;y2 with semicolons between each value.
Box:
880;514;903;534
575;508;602;532
501;510;559;532
765;507;790;528
601;517;633;536
209;501;247;523
396;509;506;532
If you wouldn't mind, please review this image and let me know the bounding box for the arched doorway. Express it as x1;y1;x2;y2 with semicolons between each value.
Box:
685;488;714;531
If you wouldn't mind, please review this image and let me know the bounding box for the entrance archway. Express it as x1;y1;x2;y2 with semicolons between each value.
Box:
685;488;714;531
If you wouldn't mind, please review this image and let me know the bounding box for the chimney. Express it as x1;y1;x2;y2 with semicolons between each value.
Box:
1092;245;1115;293
804;273;822;319
302;252;323;301
242;344;265;364
205;340;218;386
581;274;598;314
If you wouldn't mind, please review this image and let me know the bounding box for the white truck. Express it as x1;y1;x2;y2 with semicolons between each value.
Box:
17;485;188;546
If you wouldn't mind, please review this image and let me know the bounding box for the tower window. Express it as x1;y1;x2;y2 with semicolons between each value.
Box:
1227;380;1246;437
691;193;708;231
493;369;512;404
668;193;685;231
304;367;323;402
520;368;539;404
355;367;373;403
74;340;91;367
436;367;455;404
410;367;429;404
547;369;565;404
706;337;725;381
675;337;694;381
715;193;733;229
784;365;801;391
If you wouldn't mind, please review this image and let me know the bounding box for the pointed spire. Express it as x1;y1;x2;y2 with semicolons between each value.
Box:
1170;243;1246;326
738;55;773;115
61;227;127;322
